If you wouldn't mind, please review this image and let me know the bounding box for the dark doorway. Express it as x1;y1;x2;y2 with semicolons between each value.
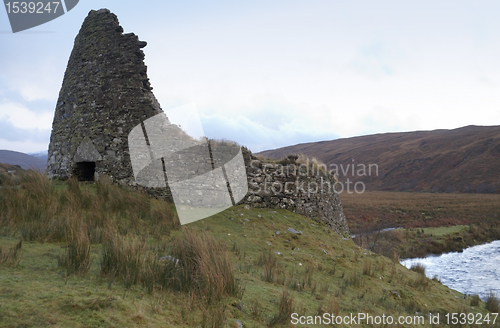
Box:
74;162;96;181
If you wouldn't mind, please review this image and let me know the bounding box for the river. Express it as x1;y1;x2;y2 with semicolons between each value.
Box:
400;240;500;300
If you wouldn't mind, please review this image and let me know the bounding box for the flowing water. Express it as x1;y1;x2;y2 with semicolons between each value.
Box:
401;240;500;300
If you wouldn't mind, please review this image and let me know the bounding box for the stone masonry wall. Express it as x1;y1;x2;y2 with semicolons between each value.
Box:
240;150;350;236
143;145;350;236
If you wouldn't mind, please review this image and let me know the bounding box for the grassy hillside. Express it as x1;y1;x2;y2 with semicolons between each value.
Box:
258;125;500;193
0;162;24;175
0;173;498;327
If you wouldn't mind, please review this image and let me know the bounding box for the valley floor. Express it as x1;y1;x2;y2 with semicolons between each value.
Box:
342;191;500;258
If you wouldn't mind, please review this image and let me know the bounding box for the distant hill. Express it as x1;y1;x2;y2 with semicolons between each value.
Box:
258;125;500;193
28;151;48;162
0;150;46;171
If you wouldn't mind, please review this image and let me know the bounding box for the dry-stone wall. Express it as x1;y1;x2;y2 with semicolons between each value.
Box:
240;151;350;236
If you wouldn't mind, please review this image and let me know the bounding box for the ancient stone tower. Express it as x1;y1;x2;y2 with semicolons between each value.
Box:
47;9;161;183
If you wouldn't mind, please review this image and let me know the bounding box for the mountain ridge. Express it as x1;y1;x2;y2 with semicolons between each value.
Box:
0;150;46;171
258;125;500;193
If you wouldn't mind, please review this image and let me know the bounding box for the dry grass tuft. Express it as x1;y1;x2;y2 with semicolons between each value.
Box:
409;265;430;291
269;289;294;327
201;303;227;328
485;291;499;313
410;263;426;275
166;229;243;304
98;227;243;303
100;232;146;289
257;249;278;283
58;219;91;275
470;294;480;307
0;239;22;266
362;259;373;276
276;154;328;176
0;172;178;243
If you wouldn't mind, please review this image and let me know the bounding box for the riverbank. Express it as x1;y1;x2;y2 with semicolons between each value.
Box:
353;224;500;259
401;240;500;302
342;191;500;258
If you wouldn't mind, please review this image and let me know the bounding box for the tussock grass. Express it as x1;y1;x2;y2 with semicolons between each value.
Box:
21;170;58;205
408;264;430;291
257;249;278;283
411;273;430;290
0;171;179;242
98;228;243;304
100;232;147;289
485;291;500;313
167;229;243;304
58;219;91;276
269;289;294;327
362;259;373;276
0;239;22;266
327;297;340;316
276;154;329;176
345;272;364;288
248;298;264;320
208;138;240;148
0;171;18;186
470;294;480;307
410;263;426;275
201;303;227;328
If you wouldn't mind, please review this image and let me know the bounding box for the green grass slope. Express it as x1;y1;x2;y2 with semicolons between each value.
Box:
0;173;498;327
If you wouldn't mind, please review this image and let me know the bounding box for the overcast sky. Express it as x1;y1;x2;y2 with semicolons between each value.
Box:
1;0;500;153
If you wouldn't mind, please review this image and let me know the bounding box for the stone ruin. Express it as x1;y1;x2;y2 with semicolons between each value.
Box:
46;9;350;236
241;152;349;236
47;9;160;185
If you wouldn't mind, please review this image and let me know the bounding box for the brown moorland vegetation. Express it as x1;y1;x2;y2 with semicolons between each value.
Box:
258;125;500;193
342;191;500;258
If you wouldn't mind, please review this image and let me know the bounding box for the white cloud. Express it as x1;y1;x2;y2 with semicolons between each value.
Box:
0;138;49;153
16;84;56;102
0;102;53;130
200;109;339;152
